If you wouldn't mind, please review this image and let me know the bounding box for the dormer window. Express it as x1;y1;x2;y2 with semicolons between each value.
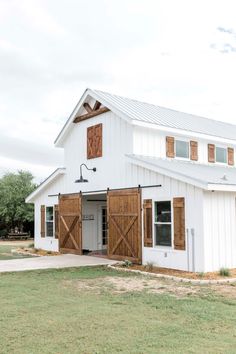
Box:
215;146;227;164
175;140;189;159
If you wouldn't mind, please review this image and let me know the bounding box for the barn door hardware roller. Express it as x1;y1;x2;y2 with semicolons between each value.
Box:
75;163;96;183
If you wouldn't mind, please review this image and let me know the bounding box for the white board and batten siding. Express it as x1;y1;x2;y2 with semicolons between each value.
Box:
203;191;236;271
140;167;205;272
133;125;230;164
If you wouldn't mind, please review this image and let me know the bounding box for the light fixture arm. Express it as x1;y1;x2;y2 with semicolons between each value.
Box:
80;163;96;178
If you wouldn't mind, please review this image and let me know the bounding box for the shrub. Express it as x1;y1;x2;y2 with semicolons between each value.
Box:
197;272;205;278
145;262;154;271
123;260;132;267
219;267;230;277
28;243;34;248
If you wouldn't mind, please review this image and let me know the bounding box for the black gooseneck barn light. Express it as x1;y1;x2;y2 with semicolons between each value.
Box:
75;163;97;183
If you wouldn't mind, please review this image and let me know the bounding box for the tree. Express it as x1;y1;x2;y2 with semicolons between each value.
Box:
0;171;36;231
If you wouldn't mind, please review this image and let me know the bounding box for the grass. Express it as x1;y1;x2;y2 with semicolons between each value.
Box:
219;267;231;277
0;267;236;353
0;245;34;260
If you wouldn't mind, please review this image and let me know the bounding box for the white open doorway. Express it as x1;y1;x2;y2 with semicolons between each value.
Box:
82;193;107;256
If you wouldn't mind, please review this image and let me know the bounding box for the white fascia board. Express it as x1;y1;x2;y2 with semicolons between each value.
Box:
54;89;90;147
207;183;236;192
132;120;236;146
55;89;132;147
25;168;66;203
126;155;207;190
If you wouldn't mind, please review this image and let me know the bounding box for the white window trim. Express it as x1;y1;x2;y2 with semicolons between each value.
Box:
45;206;55;238
153;200;173;249
215;145;228;165
175;139;190;161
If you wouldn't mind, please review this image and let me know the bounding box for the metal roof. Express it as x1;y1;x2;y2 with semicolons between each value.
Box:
93;89;236;141
127;154;236;190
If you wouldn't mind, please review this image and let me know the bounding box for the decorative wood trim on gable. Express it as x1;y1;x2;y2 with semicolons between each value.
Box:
83;102;93;113
87;123;103;159
93;100;101;111
190;141;198;161
228;147;234;166
40;205;45;238
173;197;185;251
166;136;175;158
74;100;109;123
143;199;153;247
208;144;215;163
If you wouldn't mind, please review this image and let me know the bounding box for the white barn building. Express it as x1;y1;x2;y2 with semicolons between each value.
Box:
26;88;236;272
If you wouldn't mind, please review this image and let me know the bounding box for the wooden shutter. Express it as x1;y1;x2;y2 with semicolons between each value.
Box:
40;205;45;238
54;204;59;239
87;123;102;159
190;141;198;161
143;199;153;247
208;144;215;163
166;136;175;158
173;198;185;250
228;147;234;166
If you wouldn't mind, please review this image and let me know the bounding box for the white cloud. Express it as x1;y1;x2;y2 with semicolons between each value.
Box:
1;0;236;180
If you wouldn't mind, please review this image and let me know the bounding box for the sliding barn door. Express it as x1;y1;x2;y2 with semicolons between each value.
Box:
59;194;82;255
107;188;142;264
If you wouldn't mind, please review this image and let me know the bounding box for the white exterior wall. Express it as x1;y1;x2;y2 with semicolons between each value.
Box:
34;176;67;252
203;191;236;271
140;170;204;272
133;125;235;165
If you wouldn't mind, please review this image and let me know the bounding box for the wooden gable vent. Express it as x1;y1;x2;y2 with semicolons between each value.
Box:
87;123;103;159
74;101;109;123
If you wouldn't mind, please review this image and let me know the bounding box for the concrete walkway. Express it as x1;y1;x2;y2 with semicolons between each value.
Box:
0;254;117;273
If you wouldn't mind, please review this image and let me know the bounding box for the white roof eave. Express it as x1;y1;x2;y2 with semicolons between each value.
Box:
25;168;66;203
126;155;208;190
54;89;132;147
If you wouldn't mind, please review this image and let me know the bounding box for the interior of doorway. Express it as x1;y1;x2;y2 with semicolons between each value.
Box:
82;193;108;257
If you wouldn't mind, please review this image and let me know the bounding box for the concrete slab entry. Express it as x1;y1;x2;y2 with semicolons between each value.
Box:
0;254;118;273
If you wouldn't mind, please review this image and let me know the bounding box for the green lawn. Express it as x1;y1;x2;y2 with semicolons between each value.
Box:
0;245;34;260
0;267;236;354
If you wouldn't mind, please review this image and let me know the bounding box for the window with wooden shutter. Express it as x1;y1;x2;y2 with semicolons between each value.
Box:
143;199;153;247
228;147;234;166
190;141;198;161
173;198;185;250
54;204;59;239
166;136;175;158
208;144;215;163
40;205;45;238
87;123;102;159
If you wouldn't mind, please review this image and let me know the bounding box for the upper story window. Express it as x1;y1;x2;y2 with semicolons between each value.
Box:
208;144;234;165
215;146;227;164
166;136;198;161
175;140;189;159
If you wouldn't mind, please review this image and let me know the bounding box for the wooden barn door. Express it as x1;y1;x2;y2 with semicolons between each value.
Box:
59;194;82;255
107;188;142;264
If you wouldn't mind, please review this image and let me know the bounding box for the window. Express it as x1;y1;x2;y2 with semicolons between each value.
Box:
102;207;108;246
46;206;54;237
154;201;172;247
175;140;189;159
216;146;227;164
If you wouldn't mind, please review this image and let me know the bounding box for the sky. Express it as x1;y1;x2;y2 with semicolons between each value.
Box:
1;0;236;183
